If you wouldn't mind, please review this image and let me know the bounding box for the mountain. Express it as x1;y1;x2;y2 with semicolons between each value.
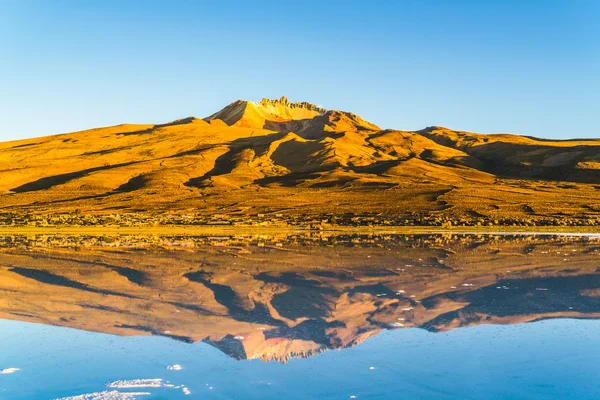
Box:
0;97;598;221
205;96;380;136
1;234;598;362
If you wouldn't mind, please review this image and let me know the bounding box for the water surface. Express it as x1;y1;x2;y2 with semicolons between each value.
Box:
0;233;599;399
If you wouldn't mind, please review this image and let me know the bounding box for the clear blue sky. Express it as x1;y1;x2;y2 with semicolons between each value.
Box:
1;0;598;141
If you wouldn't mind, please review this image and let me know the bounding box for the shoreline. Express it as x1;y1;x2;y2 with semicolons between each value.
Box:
0;225;598;236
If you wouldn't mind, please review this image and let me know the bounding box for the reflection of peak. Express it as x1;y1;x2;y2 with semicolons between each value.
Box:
202;322;382;363
205;333;328;363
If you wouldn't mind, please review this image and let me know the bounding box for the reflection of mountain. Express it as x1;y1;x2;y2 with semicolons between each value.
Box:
0;235;599;362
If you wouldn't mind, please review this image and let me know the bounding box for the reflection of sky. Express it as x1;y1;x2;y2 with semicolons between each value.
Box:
1;319;599;399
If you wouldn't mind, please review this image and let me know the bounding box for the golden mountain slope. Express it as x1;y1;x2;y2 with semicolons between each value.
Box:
0;97;598;221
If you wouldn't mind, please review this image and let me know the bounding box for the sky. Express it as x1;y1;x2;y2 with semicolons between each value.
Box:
0;0;598;141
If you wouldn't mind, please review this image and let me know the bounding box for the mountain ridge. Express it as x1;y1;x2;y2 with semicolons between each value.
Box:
0;97;598;223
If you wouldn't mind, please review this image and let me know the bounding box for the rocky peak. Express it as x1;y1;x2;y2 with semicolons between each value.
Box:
203;96;379;135
256;96;327;114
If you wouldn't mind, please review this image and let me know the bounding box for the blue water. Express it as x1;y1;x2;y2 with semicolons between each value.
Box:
1;318;599;399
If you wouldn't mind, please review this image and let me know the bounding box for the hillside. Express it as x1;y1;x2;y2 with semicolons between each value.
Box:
0;97;599;225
